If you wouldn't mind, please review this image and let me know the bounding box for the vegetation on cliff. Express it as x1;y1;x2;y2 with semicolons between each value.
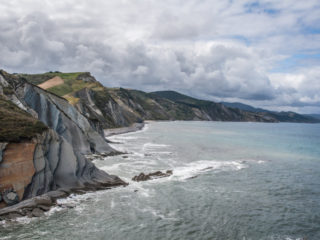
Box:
0;96;47;142
18;71;319;128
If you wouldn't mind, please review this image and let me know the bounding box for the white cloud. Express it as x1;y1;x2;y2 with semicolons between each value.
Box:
0;0;319;113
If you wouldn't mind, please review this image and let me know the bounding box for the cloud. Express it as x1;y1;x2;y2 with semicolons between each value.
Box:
0;0;319;113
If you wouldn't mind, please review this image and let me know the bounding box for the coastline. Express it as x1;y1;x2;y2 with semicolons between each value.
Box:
104;122;145;137
0;123;147;221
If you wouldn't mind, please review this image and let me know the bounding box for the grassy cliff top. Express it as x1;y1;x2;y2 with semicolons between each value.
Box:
19;72;104;103
19;72;84;85
0;97;47;142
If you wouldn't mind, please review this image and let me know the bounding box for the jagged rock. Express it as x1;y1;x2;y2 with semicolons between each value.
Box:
132;173;151;182
64;204;75;209
7;212;24;219
37;205;51;211
0;195;54;219
0;71;127;209
45;190;69;201
3;189;19;206
31;208;44;217
76;72;97;83
132;170;173;182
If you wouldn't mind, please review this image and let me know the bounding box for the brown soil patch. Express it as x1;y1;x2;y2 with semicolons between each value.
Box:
0;143;36;208
37;76;64;89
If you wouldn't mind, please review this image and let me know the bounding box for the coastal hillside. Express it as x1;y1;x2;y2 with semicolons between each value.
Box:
221;102;320;123
21;72;279;128
0;70;125;210
21;71;319;127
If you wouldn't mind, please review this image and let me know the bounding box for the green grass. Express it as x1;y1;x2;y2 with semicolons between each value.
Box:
47;84;73;96
0;96;48;142
19;72;83;85
20;72;103;103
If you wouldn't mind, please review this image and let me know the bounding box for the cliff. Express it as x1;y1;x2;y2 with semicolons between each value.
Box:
221;102;320;123
21;71;319;130
0;71;125;209
22;72;279;128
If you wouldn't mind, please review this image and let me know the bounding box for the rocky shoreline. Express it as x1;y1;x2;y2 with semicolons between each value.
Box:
104;122;145;137
0;181;127;221
0;122;147;222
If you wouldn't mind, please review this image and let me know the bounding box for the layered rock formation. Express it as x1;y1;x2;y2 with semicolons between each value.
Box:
0;70;125;209
22;72;278;129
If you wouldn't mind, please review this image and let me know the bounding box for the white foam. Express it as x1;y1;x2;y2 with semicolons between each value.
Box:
239;159;266;164
147;151;173;155
171;160;246;181
0;236;11;240
137;206;179;221
143;143;170;149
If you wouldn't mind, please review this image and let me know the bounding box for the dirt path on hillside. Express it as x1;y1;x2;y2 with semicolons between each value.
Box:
37;76;64;89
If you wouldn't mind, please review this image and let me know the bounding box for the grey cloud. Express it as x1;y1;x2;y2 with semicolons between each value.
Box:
0;0;319;113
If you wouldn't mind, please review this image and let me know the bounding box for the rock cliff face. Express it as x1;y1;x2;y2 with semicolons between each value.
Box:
0;70;125;209
22;72;279;129
22;71;319;127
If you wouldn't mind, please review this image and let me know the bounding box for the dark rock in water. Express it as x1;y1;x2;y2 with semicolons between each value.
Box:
45;190;69;201
31;208;44;217
0;192;2;202
7;212;24;220
37;205;51;211
132;173;151;182
3;189;19;206
0;195;54;219
64;204;75;209
132;170;173;182
187;175;198;180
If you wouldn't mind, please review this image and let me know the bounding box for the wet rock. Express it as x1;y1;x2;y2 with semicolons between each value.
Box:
7;212;24;220
2;189;19;206
0;192;2;202
0;195;54;219
31;208;44;217
132;173;150;182
45;190;69;201
37;205;51;211
64;204;75;209
132;170;173;182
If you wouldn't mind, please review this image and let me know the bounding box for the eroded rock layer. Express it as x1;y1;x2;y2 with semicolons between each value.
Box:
0;70;126;209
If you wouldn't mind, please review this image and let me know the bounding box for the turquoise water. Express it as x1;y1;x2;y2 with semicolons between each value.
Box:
1;121;320;239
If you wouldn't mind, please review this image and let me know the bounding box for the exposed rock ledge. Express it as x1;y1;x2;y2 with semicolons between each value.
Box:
0;129;127;209
0;185;124;221
132;170;173;182
0;70;127;212
104;123;145;137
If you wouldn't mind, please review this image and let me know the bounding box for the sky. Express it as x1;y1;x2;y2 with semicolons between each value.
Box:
0;0;320;113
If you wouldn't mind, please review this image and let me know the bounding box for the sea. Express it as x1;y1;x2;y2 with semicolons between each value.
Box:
1;121;320;240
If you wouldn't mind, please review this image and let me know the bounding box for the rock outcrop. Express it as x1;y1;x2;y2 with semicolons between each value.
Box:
132;170;173;182
0;70;126;210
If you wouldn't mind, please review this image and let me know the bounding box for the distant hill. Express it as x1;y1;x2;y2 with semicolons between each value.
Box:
221;102;319;123
21;72;319;127
221;102;269;113
304;114;320;120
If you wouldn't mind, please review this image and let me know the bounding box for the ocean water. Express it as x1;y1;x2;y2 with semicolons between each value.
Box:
1;121;320;240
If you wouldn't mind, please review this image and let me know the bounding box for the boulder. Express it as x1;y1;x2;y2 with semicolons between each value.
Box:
31;208;44;217
3;189;19;206
132;170;173;182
